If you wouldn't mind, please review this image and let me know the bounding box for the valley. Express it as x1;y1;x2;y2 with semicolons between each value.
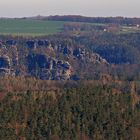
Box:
0;16;140;139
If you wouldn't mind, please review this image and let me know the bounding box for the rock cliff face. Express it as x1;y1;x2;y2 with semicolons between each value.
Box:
26;54;72;80
0;38;108;80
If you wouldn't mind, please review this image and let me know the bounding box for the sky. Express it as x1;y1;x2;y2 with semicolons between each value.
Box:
0;0;140;17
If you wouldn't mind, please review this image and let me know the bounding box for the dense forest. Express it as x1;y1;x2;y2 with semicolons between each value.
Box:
0;78;140;140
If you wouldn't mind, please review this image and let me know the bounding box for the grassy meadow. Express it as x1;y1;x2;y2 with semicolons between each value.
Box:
0;18;139;36
0;18;66;36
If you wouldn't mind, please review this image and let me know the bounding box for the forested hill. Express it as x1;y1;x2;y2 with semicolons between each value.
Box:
1;33;140;81
44;15;140;25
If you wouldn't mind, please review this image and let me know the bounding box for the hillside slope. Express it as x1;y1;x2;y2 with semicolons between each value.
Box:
0;36;108;80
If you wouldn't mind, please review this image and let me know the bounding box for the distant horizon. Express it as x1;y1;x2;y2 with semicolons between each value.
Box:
0;14;140;19
0;0;140;18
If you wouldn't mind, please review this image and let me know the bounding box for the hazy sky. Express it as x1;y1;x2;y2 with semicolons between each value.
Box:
0;0;140;17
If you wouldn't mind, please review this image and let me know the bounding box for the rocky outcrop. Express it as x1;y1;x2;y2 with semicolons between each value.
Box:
6;40;17;46
89;53;109;64
0;38;108;80
26;40;50;49
0;55;10;68
0;55;11;76
26;54;72;80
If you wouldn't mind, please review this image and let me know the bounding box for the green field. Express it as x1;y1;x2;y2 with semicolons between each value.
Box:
0;18;139;36
0;19;66;36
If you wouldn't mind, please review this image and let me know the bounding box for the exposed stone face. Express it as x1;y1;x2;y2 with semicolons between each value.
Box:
26;40;36;49
38;40;45;46
0;68;10;76
6;40;17;46
0;55;11;76
26;40;50;49
89;53;109;64
0;38;108;80
27;54;48;70
0;56;10;68
26;54;72;80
